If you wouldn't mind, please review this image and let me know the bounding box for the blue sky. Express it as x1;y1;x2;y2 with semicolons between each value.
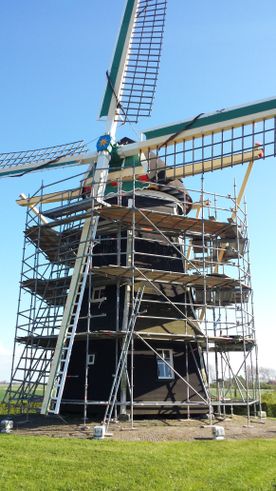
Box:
0;0;276;378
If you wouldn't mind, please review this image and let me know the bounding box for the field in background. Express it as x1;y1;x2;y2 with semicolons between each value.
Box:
1;384;275;414
0;384;7;402
0;436;276;491
262;390;276;403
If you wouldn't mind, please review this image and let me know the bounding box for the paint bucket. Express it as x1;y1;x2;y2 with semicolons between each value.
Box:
93;425;106;440
212;425;225;440
0;419;14;434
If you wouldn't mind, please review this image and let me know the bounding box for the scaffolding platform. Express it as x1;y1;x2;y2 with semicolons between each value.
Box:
16;331;255;351
91;265;249;289
21;266;250;308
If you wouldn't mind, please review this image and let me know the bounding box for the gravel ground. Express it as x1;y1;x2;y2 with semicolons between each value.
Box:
1;414;276;441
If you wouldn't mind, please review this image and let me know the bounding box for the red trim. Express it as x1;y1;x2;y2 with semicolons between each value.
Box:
254;142;264;158
82;186;92;194
138;174;149;182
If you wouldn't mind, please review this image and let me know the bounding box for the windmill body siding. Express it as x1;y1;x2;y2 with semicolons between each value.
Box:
62;340;206;416
60;189;207;415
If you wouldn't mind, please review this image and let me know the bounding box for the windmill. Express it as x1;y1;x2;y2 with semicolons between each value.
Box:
1;0;276;426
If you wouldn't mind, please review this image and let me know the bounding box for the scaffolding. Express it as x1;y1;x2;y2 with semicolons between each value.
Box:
6;157;260;423
6;0;276;429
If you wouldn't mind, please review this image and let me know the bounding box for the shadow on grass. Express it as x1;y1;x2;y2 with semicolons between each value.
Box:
194;437;213;441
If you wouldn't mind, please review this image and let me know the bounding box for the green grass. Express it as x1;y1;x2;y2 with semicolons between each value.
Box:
0;384;44;414
261;391;276;417
262;390;276;404
0;436;276;490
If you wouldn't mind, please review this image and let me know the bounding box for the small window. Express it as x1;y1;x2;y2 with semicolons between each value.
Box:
87;354;95;365
156;349;175;380
91;287;106;304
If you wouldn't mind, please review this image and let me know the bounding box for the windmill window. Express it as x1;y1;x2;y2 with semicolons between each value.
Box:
88;354;95;365
92;287;106;304
156;349;175;380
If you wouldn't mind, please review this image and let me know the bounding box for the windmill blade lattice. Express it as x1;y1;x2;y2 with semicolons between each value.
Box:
0;140;88;177
116;0;167;123
100;0;167;125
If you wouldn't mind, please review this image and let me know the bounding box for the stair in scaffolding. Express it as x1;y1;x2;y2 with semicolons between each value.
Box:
42;196;96;220
40;214;99;415
39;145;113;415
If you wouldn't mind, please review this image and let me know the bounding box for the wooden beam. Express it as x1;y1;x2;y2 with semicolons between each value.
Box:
17;148;263;207
198;160;254;321
214;159;254;271
186;199;205;260
17;189;83;207
19;193;49;224
82;148;262;183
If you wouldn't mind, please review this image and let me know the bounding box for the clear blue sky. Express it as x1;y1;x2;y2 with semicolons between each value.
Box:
0;0;275;379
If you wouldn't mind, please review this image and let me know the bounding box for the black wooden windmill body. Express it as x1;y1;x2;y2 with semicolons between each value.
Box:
1;0;276;423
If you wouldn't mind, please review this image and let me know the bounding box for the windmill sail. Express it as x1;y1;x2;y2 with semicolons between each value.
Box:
142;97;276;143
99;0;167;124
0;1;167;179
14;96;276;207
0;140;89;178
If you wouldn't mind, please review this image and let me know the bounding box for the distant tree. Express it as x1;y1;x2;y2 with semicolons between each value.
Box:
259;367;276;383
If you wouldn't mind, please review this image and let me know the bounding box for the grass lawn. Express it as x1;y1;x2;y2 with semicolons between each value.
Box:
0;436;276;491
